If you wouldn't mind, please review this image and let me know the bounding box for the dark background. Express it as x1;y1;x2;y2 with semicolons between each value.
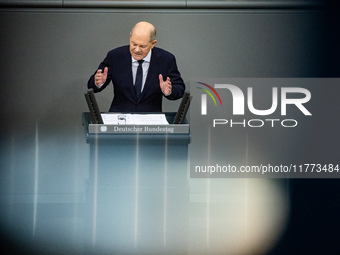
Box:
270;1;340;254
1;0;339;254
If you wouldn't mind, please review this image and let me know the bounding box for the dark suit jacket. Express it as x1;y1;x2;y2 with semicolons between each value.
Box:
88;46;185;112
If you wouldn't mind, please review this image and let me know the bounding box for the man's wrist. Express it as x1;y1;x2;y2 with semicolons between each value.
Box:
162;89;172;96
95;82;105;88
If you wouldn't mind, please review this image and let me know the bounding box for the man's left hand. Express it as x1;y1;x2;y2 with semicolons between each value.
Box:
159;74;172;96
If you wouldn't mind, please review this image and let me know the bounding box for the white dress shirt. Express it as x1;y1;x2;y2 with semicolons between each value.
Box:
131;49;152;92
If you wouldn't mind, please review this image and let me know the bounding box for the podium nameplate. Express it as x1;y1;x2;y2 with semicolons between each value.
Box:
88;124;189;134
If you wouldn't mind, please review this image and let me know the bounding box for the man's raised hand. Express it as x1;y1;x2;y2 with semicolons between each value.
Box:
94;67;108;87
159;74;172;96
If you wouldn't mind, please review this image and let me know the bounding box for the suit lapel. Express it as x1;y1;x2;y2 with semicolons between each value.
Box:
123;50;137;101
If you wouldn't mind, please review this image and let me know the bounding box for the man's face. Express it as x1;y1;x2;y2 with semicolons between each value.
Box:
130;31;156;61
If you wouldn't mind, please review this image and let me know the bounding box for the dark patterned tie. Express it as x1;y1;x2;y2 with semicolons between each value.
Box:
135;60;144;98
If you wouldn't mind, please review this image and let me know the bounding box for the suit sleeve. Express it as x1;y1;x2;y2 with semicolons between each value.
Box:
164;56;185;100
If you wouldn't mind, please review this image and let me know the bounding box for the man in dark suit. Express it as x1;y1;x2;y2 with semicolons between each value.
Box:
88;21;185;112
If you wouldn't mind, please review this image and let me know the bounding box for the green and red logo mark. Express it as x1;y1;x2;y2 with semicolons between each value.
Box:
196;82;223;115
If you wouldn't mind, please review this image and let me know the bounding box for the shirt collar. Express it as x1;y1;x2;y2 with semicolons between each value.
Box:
132;49;152;63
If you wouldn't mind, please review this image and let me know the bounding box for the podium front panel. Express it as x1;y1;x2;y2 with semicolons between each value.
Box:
82;112;190;254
